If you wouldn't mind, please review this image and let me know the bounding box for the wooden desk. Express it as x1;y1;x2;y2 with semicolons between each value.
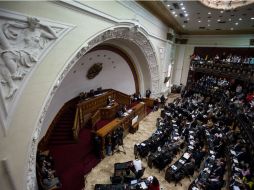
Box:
96;102;146;157
100;102;119;120
142;98;155;108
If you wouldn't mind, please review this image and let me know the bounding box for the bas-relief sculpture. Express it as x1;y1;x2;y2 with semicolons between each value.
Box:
0;9;74;133
0;17;58;99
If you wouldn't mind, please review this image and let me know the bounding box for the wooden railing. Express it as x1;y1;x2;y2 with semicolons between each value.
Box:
38;97;79;150
72;89;131;140
73;107;81;140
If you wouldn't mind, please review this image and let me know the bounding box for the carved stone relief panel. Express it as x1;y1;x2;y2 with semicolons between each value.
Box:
27;26;159;189
0;9;75;133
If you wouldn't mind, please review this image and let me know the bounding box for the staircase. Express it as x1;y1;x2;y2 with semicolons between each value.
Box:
48;106;77;145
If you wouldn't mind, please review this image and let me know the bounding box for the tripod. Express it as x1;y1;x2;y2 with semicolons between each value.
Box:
113;141;126;155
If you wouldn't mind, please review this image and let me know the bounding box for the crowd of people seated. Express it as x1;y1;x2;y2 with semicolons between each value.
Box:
133;73;254;189
190;75;254;133
37;150;61;190
191;52;254;65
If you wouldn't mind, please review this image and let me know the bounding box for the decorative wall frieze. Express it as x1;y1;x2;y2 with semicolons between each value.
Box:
0;9;75;135
27;26;159;190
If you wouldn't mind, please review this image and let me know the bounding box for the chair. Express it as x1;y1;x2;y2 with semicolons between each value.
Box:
183;163;195;181
173;170;184;186
110;176;123;184
135;168;145;179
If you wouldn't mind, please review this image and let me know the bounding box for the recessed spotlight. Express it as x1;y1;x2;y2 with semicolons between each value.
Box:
167;4;170;7
184;10;187;13
180;3;183;6
217;19;221;22
198;20;201;23
228;18;232;21
220;10;224;13
174;14;178;17
251;17;254;20
208;12;211;15
172;11;176;14
185;14;189;17
181;7;185;10
230;28;234;30
239;18;242;20
235;22;239;25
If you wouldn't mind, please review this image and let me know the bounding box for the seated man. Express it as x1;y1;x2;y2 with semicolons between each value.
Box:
107;96;114;106
132;159;144;179
123;168;136;183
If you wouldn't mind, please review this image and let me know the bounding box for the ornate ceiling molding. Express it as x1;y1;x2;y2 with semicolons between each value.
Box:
27;26;159;190
200;0;254;10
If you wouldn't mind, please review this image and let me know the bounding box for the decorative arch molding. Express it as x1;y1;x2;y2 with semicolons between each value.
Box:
26;26;159;190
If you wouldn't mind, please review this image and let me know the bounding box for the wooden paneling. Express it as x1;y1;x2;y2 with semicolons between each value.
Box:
96;102;146;158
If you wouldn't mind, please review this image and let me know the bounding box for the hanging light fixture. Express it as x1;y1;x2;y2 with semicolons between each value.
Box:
200;0;253;10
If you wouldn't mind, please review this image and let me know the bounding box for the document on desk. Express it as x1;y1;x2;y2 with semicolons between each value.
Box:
233;159;239;164
131;180;138;184
171;165;177;170
204;167;211;174
235;167;241;172
179;159;185;164
139;182;147;189
183;152;190;159
188;145;194;150
230;150;236;156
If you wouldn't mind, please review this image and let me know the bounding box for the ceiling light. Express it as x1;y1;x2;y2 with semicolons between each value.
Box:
184;10;187;13
182;24;186;27
230;28;234;30
235;22;239;25
208;12;211;14
220;10;224;13
251;17;254;20
181;7;186;10
198;20;201;23
185;14;189;17
239;18;242;20
217;19;221;22
167;4;170;7
180;3;184;6
208;24;210;26
172;11;176;14
174;14;178;17
208;20;211;22
187;18;190;20
228;18;232;21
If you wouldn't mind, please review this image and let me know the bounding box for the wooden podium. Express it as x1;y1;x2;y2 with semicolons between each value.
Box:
100;103;119;120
